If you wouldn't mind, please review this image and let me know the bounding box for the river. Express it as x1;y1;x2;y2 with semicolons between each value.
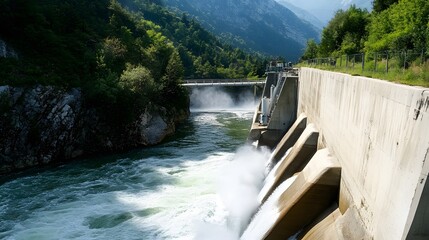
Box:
0;87;270;240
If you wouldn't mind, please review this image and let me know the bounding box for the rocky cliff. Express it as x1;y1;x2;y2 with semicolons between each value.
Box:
0;85;189;174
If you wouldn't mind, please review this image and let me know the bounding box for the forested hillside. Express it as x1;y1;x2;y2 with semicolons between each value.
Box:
301;0;429;59
119;0;267;79
0;0;188;119
160;0;320;61
0;0;266;118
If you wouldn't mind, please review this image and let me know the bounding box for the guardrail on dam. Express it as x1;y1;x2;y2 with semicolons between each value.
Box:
182;78;265;87
244;67;429;239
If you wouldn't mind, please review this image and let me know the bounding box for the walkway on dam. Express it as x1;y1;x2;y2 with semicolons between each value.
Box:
181;78;265;87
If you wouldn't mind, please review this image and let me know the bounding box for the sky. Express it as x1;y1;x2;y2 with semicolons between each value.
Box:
281;0;372;24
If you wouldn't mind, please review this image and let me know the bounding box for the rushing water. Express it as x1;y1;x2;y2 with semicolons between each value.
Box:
0;87;270;240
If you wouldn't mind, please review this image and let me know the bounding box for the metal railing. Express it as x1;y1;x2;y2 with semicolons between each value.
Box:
304;49;427;73
182;78;266;87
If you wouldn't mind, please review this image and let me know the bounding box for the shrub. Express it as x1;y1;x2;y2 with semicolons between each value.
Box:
119;64;158;96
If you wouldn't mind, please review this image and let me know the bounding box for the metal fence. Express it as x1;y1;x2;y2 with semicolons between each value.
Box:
304;50;428;73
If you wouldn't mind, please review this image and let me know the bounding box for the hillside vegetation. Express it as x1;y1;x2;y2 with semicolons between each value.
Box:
0;0;266;124
302;0;429;57
119;0;267;79
160;0;320;61
300;0;429;86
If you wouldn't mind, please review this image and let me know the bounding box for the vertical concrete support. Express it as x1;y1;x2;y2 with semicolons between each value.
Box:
259;124;319;203
270;113;307;163
268;75;298;131
299;68;429;239
242;148;341;240
302;208;342;240
258;75;299;148
407;177;429;239
258;129;285;149
302;206;370;240
262;73;279;98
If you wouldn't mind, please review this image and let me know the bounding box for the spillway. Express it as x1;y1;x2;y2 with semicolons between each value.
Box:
244;67;429;239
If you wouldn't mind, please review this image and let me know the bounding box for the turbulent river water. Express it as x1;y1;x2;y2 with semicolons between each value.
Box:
0;87;270;240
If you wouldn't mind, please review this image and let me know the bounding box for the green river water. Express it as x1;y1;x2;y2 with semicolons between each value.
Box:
0;87;270;240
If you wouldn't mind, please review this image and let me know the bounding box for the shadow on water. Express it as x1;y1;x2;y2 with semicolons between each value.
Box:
0;116;198;185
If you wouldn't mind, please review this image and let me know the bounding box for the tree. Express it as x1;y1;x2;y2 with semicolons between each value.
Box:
158;49;188;106
301;39;318;60
119;64;157;96
373;0;399;13
318;5;369;56
162;49;184;86
366;0;429;51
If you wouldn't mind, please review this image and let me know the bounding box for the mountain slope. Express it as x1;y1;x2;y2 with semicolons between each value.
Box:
119;0;267;78
275;0;324;30
162;0;320;61
277;0;372;25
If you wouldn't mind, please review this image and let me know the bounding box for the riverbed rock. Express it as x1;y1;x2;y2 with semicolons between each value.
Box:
0;85;189;174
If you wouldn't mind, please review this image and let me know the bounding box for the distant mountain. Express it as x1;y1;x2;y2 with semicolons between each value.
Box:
278;0;372;26
162;0;321;61
275;0;324;31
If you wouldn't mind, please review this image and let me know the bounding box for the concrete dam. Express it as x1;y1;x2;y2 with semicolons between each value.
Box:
243;67;429;239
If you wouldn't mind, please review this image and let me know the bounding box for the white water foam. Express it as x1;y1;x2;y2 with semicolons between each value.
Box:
241;175;298;240
190;87;257;112
258;147;293;203
193;145;271;239
194;112;223;126
2;152;239;240
114;154;235;240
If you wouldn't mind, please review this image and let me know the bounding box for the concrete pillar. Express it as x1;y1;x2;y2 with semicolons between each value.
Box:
270;113;307;163
257;75;298;148
242;148;341;240
302;207;370;240
259;124;319;203
263;73;279;98
301;208;342;240
267;75;298;131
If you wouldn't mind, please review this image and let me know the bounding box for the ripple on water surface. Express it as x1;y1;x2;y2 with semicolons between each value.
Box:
0;111;256;239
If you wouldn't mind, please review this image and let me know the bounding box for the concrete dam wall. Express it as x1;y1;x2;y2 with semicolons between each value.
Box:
245;68;429;239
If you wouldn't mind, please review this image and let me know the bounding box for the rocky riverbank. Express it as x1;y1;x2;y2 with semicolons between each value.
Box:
0;85;189;174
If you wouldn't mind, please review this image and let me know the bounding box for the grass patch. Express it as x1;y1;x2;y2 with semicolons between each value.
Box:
298;60;429;87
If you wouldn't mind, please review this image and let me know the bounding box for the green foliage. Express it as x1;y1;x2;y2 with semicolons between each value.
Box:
0;0;111;86
119;0;266;79
318;5;369;56
373;0;399;13
0;0;193;126
300;58;429;87
0;0;268;128
301;39;318;60
300;0;429;87
159;50;189;109
120;64;157;96
162;50;184;86
303;0;429;60
365;0;429;52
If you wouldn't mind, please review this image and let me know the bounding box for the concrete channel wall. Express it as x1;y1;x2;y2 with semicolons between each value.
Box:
298;68;429;239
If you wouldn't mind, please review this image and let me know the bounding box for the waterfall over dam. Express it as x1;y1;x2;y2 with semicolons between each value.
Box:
244;67;429;239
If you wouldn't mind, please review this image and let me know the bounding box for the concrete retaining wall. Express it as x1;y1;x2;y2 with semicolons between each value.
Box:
298;68;429;239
